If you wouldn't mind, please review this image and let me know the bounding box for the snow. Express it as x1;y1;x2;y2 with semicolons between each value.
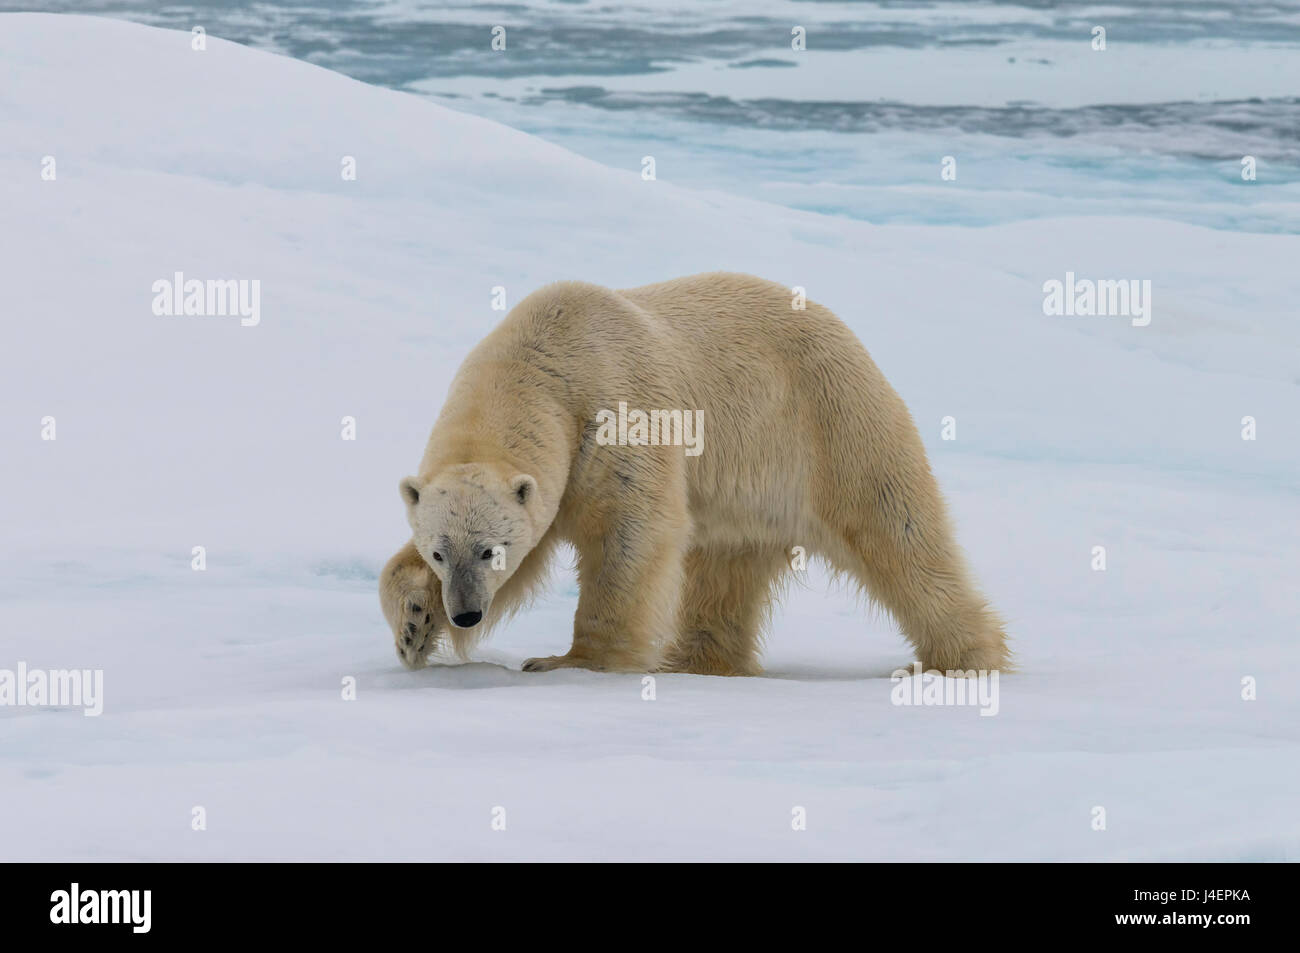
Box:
1;13;1297;860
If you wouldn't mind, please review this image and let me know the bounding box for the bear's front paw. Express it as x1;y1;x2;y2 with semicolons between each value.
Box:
522;654;602;673
521;654;564;672
395;593;442;670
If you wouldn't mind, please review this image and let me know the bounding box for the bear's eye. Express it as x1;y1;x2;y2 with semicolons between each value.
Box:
481;549;494;561
431;552;443;563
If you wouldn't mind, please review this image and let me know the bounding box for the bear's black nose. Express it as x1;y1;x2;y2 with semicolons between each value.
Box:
452;611;482;628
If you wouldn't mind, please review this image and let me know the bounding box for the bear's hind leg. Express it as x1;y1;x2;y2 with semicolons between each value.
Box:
837;523;1010;674
657;545;787;676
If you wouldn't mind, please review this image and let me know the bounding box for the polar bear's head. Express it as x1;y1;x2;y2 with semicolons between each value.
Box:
399;463;540;631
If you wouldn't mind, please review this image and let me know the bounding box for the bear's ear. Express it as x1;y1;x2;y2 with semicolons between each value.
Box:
399;476;422;508
510;474;537;506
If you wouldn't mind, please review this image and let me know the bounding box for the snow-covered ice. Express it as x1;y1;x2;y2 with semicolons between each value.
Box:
1;14;1297;860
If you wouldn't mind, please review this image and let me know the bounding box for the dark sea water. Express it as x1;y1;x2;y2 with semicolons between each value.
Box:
9;0;1299;231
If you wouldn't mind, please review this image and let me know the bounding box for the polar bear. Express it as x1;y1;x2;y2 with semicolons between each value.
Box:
381;273;1009;676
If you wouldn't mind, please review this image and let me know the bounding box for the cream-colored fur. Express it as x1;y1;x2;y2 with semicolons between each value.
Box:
381;272;1010;675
